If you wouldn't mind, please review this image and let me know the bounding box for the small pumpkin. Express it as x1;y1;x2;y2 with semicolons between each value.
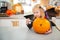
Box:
6;10;15;16
33;18;50;34
11;10;16;14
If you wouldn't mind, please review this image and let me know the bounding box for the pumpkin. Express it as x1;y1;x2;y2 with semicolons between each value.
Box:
13;3;23;14
6;10;15;16
11;10;16;14
33;18;50;34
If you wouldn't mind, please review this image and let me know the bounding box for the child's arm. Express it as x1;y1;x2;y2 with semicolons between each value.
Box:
27;23;32;29
24;14;34;29
26;18;33;29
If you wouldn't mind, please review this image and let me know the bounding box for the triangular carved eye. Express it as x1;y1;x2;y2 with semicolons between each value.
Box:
40;24;42;26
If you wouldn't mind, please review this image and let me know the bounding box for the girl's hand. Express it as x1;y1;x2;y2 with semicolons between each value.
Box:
45;28;52;34
26;18;31;25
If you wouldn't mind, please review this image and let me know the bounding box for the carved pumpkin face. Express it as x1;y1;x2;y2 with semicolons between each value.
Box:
33;18;50;34
13;3;23;13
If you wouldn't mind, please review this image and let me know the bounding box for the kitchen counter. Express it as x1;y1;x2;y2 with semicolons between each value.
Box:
0;14;25;19
0;15;60;40
0;24;60;40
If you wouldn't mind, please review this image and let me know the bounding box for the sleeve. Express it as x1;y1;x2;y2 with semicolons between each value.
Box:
24;14;34;29
26;22;33;29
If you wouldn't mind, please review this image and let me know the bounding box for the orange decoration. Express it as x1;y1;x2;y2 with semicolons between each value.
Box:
33;18;50;34
13;3;24;14
11;10;16;14
6;10;15;16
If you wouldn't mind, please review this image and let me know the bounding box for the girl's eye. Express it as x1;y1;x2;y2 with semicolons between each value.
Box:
36;12;38;13
34;12;38;13
33;10;40;13
35;12;38;13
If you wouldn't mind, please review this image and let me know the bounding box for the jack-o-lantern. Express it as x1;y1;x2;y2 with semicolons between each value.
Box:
33;18;50;34
13;3;24;14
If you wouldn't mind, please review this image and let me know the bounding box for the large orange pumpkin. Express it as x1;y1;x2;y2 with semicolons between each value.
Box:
33;18;50;34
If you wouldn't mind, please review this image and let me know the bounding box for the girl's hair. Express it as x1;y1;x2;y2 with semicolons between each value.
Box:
32;4;45;19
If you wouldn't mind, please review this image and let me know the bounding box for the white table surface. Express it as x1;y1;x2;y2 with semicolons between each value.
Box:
0;15;60;40
0;26;60;40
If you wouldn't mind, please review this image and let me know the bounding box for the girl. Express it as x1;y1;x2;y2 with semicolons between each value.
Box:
26;4;52;34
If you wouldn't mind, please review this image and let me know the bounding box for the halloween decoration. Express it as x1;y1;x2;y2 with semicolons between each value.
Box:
33;18;50;34
6;10;15;16
11;10;16;14
13;3;24;14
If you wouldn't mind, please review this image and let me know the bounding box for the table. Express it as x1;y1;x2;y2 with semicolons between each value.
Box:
0;15;60;40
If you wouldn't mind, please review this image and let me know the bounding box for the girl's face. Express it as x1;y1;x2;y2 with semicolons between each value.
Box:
33;8;44;18
33;9;41;18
